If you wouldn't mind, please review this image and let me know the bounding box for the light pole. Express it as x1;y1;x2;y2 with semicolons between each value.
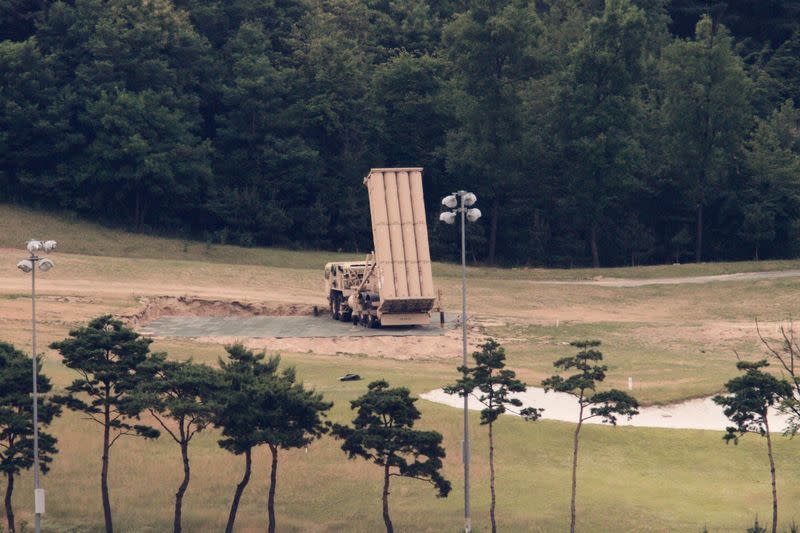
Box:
439;192;480;533
17;239;57;533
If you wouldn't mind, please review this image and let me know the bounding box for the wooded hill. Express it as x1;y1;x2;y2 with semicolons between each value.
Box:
1;0;799;267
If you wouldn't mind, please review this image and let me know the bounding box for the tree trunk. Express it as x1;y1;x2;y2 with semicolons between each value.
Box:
225;448;252;533
695;203;703;263
268;444;278;533
102;403;113;533
570;406;584;533
5;472;15;533
590;223;600;268
488;198;499;265
174;439;191;533
489;421;497;533
765;416;777;533
382;462;393;533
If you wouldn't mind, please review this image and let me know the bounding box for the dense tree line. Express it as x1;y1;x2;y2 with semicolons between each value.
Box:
2;0;800;266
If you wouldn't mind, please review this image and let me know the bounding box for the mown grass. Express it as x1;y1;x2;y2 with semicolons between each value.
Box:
483;321;757;405
4;203;800;280
4;341;799;532
3;204;800;531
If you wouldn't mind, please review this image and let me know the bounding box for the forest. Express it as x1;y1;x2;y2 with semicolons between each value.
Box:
1;0;800;267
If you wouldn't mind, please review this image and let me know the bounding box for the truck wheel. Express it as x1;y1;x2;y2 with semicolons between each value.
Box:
352;313;359;325
331;295;341;320
341;309;352;322
369;316;380;329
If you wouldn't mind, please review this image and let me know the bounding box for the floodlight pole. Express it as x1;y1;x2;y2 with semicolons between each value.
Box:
459;192;471;533
19;242;55;533
29;251;42;533
440;192;480;533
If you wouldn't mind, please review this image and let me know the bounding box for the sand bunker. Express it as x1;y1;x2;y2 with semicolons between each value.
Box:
421;387;792;432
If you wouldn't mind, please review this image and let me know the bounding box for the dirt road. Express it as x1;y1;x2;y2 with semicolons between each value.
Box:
553;269;800;287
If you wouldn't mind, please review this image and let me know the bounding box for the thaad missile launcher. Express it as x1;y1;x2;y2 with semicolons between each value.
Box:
324;168;436;327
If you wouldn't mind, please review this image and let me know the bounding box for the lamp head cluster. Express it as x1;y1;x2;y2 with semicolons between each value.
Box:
18;240;57;273
439;191;481;225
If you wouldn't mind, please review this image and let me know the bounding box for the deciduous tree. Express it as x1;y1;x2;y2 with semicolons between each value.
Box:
542;340;639;533
442;0;543;263
660;16;752;262
756;322;800;436
558;0;648;267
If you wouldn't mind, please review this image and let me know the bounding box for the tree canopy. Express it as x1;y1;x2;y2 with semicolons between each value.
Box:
3;0;800;266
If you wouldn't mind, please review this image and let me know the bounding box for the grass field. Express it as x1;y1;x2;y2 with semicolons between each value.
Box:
2;204;800;532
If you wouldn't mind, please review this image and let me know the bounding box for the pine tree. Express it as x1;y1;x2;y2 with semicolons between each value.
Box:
332;380;451;533
542;340;639;533
0;342;61;533
714;360;793;533
444;339;541;533
50;316;160;533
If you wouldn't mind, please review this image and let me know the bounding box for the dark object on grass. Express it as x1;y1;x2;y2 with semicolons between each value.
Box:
339;373;362;382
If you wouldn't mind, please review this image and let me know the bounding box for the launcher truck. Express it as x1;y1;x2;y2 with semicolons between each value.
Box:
324;168;436;327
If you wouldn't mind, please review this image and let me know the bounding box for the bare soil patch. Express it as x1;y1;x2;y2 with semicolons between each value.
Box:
203;325;487;361
119;295;316;327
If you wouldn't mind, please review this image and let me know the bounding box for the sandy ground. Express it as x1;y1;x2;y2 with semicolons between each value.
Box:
194;325;486;360
421;387;793;432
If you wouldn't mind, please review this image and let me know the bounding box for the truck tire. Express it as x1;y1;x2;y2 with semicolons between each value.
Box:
330;293;341;320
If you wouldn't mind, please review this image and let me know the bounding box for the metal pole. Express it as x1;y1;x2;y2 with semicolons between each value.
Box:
31;255;41;533
461;194;471;533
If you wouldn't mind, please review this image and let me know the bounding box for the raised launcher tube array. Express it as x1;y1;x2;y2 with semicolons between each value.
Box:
323;168;437;327
365;168;436;326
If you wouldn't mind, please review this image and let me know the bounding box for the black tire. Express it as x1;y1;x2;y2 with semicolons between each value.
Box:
352;313;359;325
369;315;380;329
331;293;341;320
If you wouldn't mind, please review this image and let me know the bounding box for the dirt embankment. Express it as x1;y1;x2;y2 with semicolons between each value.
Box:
119;295;317;328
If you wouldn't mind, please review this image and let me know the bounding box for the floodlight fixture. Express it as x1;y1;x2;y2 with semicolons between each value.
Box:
439;212;457;225
462;192;477;207
442;195;458;209
17;238;57;533
39;259;55;272
466;208;482;222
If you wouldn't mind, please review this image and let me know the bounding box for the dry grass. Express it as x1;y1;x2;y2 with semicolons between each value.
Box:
4;203;800;280
3;205;800;531
6;346;800;532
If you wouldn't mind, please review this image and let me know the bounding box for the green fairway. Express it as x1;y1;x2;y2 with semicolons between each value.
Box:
4;203;800;280
4;343;797;532
2;205;800;531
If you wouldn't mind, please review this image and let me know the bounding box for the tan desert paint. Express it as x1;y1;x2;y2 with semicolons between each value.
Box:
364;168;435;302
